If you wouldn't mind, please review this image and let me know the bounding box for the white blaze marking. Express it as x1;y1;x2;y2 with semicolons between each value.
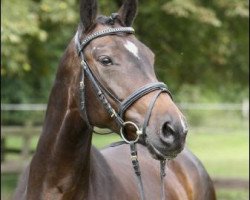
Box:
124;41;139;59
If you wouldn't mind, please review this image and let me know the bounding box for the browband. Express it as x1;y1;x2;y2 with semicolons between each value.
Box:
77;27;135;54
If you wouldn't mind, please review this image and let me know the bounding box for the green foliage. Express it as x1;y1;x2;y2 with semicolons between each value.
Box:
39;0;77;24
1;0;78;103
1;0;249;103
1;0;43;75
162;0;222;27
136;0;249;102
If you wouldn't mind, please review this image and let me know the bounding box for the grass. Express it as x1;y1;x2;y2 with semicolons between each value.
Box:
2;130;248;200
1;174;18;200
187;130;249;179
1;110;249;199
92;133;120;149
216;189;249;200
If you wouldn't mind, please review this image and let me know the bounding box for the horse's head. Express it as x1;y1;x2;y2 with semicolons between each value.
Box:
75;0;188;160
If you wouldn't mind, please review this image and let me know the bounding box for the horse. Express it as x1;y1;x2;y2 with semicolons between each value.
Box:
14;0;216;199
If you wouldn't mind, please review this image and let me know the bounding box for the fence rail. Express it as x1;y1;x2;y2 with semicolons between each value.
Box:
1;101;249;112
1;104;47;111
1;102;249;189
1;125;249;189
1;102;248;120
1;126;41;168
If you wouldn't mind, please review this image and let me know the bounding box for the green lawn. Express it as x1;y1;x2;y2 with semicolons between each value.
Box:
216;189;249;200
1;126;249;200
187;129;249;179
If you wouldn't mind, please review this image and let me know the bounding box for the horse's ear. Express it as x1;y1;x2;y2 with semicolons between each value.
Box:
118;0;138;27
80;0;98;32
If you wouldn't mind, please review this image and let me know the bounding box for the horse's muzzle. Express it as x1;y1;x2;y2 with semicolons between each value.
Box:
146;116;188;160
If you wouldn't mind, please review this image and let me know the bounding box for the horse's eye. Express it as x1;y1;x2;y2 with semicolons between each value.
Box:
98;56;113;66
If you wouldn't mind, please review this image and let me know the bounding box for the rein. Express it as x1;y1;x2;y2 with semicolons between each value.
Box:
76;23;171;200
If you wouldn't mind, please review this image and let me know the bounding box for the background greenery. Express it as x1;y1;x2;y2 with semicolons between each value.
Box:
1;0;249;200
1;0;249;105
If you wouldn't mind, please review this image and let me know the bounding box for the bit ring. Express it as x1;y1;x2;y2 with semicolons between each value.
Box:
120;121;142;144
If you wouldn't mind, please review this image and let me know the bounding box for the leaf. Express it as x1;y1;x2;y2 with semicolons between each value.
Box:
162;0;222;27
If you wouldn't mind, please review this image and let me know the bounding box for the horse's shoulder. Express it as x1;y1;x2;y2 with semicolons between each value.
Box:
170;147;216;199
90;145;135;200
100;142;130;157
174;147;209;176
90;145;115;169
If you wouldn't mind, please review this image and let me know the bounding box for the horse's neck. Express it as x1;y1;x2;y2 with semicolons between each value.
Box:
27;43;94;199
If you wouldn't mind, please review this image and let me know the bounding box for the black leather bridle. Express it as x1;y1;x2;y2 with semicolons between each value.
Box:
76;24;172;200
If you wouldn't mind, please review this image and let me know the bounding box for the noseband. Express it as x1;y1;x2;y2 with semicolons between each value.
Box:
76;25;172;200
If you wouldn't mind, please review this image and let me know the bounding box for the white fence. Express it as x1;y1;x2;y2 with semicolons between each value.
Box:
1;100;249;118
1;101;248;174
1;104;47;111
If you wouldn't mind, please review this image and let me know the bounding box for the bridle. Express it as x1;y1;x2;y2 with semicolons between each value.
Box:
76;26;170;200
75;22;172;200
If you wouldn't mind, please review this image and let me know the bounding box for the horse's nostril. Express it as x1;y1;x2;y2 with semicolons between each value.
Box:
160;120;188;146
162;122;175;138
160;122;175;146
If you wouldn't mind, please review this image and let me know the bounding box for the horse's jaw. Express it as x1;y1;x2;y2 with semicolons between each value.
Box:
145;137;185;161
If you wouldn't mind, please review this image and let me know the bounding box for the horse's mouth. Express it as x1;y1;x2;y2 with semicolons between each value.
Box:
145;139;181;161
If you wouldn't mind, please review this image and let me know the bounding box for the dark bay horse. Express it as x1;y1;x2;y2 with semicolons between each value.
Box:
14;0;216;199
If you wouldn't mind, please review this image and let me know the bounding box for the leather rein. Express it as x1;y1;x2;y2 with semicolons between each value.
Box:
75;24;172;200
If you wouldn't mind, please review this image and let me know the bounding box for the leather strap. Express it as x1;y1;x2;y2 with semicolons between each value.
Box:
130;142;145;200
119;82;172;118
77;27;135;54
142;90;163;139
80;59;124;127
160;160;166;200
76;25;169;200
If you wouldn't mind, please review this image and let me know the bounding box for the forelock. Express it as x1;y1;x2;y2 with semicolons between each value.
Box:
96;15;123;26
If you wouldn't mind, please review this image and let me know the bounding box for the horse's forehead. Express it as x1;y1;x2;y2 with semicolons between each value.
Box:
96;37;140;59
124;40;139;59
88;34;139;53
82;24;154;61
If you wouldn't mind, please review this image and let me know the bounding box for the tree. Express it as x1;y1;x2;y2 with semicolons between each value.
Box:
1;0;249;103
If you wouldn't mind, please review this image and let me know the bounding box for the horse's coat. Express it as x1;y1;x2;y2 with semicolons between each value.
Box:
14;0;216;199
